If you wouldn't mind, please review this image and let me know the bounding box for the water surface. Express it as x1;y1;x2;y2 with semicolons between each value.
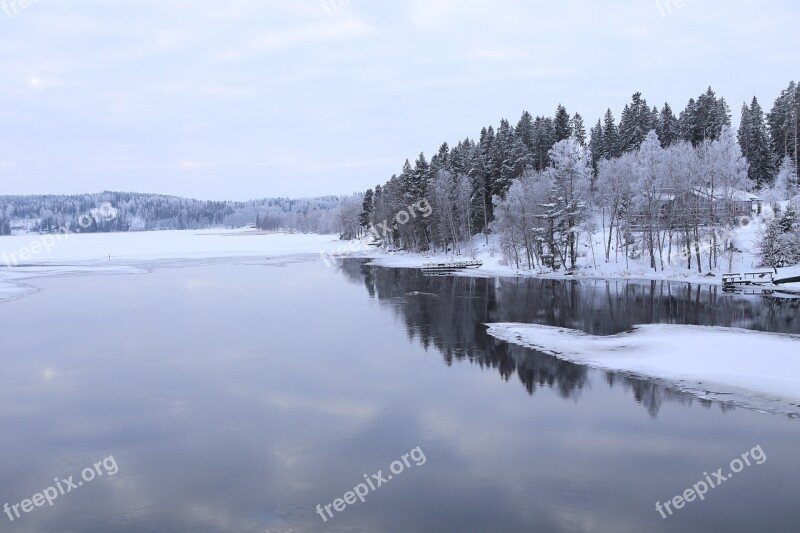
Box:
0;258;797;532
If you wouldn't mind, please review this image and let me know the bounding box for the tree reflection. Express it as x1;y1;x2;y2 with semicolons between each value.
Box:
337;259;800;416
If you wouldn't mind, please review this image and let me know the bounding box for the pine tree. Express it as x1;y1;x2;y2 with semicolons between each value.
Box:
572;113;587;147
494;119;516;195
738;97;774;188
479;126;500;222
516;111;536;152
533;116;555;171
738;102;752;164
588;119;604;176
656;103;679;147
411;153;431;203
359;189;374;229
619;92;655;152
553;105;573;143
767;81;800;183
431;142;450;172
679;88;731;146
602;109;620;159
679;97;698;144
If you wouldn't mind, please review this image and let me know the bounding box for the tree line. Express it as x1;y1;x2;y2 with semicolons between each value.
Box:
0;191;350;235
353;83;800;272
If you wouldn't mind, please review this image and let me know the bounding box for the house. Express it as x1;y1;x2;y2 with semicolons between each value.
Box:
729;189;763;215
629;187;762;231
691;187;762;217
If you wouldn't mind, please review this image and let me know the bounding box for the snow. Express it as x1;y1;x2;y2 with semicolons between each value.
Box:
0;229;343;300
3;219;794;293
0;229;342;264
361;213;800;288
485;323;800;414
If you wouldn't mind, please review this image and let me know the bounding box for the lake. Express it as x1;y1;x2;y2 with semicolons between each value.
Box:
0;257;797;532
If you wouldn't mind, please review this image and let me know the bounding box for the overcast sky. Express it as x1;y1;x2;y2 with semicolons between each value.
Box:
0;0;797;200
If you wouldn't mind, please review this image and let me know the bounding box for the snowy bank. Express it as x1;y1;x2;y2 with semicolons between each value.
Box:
485;323;800;414
361;219;800;288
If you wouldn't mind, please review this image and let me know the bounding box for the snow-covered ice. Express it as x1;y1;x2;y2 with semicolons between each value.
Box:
0;229;343;301
486;323;800;414
0;229;342;264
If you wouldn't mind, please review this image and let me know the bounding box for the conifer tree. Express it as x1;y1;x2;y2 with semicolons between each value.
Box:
656;103;679;147
554;105;573;143
602;109;620;159
572;113;587;147
738;97;774;188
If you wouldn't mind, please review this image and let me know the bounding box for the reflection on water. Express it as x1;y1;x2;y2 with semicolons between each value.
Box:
339;260;800;418
0;260;797;533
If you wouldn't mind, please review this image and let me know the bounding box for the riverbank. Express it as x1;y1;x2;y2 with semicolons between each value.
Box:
357;228;800;289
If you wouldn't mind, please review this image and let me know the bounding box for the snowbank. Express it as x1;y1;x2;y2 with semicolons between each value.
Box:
361;215;779;286
485;323;800;413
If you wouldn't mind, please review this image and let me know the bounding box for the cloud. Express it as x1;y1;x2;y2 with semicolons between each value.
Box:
0;0;797;200
179;161;212;170
249;18;373;52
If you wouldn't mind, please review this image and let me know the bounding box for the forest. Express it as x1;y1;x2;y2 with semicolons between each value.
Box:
353;83;800;272
0;191;348;236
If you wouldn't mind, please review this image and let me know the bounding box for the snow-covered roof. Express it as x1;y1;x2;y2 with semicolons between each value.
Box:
729;189;762;202
692;187;761;202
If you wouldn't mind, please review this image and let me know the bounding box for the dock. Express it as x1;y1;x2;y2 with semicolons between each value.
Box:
721;269;800;297
774;273;800;285
721;271;774;288
421;260;482;274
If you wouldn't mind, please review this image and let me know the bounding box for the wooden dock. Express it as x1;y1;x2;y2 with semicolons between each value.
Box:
774;273;800;285
722;271;774;288
421;260;482;274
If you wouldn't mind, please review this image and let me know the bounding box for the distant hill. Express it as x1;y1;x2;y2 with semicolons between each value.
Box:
0;191;350;235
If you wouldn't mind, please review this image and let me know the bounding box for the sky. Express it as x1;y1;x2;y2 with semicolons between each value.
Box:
0;0;798;201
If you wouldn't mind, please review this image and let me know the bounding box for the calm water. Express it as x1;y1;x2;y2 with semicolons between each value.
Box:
0;258;798;532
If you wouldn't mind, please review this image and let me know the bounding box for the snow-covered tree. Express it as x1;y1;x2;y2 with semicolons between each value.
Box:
544;139;592;269
763;158;799;202
759;207;800;268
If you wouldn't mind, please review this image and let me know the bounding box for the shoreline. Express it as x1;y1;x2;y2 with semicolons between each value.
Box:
359;249;800;290
2;228;797;302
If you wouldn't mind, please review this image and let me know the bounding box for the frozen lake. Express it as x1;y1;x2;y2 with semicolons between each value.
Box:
0;257;798;532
